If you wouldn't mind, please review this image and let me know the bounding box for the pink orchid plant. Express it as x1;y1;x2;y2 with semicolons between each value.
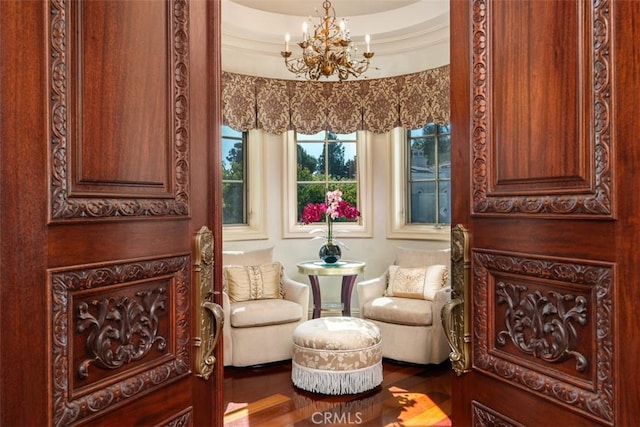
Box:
300;189;360;245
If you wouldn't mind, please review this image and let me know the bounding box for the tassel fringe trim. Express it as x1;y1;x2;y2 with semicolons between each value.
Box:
292;360;383;395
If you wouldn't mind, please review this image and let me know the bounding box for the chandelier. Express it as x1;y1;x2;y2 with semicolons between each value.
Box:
280;0;374;81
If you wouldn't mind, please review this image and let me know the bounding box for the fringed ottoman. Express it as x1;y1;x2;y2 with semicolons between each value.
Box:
291;317;383;395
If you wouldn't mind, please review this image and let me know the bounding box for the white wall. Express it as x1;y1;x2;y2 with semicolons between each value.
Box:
223;131;450;315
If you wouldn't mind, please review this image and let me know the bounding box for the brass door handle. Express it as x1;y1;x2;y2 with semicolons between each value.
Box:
441;224;471;375
197;300;224;377
194;226;224;380
441;297;468;373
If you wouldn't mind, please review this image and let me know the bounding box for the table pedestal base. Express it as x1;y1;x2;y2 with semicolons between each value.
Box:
308;274;358;319
296;260;366;319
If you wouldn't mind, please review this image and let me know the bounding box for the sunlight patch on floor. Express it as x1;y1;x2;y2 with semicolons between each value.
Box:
385;389;451;427
224;394;291;423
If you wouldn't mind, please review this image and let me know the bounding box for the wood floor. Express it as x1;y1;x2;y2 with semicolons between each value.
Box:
224;359;453;426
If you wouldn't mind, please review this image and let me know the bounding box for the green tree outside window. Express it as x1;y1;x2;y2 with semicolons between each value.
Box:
296;131;359;223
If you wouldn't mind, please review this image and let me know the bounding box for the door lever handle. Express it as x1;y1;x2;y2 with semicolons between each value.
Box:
198;300;224;375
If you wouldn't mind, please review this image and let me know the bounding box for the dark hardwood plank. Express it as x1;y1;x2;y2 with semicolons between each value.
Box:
224;359;452;426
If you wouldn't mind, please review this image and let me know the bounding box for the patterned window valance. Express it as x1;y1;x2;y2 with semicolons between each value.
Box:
222;65;449;135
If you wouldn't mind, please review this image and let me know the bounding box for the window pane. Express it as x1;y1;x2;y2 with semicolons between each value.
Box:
297;142;324;180
222;125;246;226
438;123;451;133
410;137;434;180
335;183;358;220
222;126;242;138
410;181;436;223
409;127;425;138
297;183;326;221
438;134;451;169
406;122;451;226
296;131;325;141
222;182;244;224
438;180;451;224
440;160;451;179
327;141;356;180
222;138;243;179
333;132;357;141
296;131;361;225
423;122;436;135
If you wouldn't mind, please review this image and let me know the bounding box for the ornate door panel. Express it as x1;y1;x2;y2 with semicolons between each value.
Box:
0;0;223;426
450;0;640;425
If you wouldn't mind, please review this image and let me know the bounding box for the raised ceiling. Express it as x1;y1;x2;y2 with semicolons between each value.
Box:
222;0;450;81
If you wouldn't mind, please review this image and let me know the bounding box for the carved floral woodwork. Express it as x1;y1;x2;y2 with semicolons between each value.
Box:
471;0;613;217
162;409;192;427
48;0;190;221
49;256;190;426
472;401;524;427
496;283;588;373
473;250;614;424
76;288;168;379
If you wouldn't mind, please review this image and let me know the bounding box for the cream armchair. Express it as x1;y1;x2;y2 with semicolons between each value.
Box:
356;247;451;365
222;247;309;367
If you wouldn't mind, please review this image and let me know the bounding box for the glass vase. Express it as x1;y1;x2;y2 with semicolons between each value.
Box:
319;241;341;264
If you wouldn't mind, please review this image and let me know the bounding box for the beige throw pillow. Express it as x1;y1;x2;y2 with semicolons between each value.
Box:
395;247;451;286
224;262;284;302
385;265;448;300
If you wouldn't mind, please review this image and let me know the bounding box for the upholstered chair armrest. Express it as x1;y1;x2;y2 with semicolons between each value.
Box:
282;275;310;319
356;271;388;315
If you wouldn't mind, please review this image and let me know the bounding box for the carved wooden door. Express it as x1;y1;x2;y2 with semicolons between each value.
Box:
448;0;640;425
0;0;224;426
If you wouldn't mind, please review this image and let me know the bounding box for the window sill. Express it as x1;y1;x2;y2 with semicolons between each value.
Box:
223;224;268;242
284;223;371;239
386;224;451;241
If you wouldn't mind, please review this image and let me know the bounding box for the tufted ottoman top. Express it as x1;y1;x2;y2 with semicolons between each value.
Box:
293;317;381;351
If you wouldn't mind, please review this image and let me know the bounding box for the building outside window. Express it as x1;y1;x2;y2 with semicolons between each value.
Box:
388;124;451;241
407;123;451;225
